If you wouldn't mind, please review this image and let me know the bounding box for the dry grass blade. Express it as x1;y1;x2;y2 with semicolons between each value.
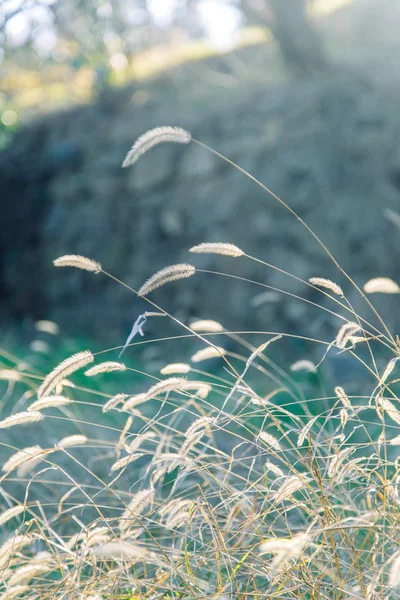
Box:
138;263;195;296
122;126;191;167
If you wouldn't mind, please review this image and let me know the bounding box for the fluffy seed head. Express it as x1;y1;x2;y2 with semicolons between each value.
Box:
0;505;25;527
297;416;318;447
290;360;317;373
122;126;191;167
179;381;212;398
377;396;400;425
185;416;215;440
144;377;186;400
3;446;44;474
191;346;226;363
265;461;284;477
271;476;304;504
363;277;400;294
85;362;126;376
8;564;49;587
28;396;71;412
335;322;361;349
0;411;43;430
138;263;195;296
111;453;144;472
258;431;282;452
190;319;224;332
189;242;244;257
56;434;88;449
38;350;94;398
53;255;101;273
120;488;154;530
35;320;59;335
160;363;191;375
389;551;400;586
308;277;344;296
334;386;352;409
91;541;147;560
103;393;128;413
124;393;147;410
0;585;31;600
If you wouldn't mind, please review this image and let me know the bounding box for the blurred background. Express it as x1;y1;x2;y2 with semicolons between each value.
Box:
1;0;400;375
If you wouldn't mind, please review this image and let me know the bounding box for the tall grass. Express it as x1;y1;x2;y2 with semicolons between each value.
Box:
1;127;400;599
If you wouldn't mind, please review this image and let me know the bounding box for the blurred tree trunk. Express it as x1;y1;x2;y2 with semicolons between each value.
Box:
268;0;328;75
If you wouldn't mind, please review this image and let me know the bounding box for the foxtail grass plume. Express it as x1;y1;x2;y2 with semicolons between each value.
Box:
122;126;191;167
334;386;352;409
335;322;361;349
190;319;224;332
179;381;212;398
363;277;400;294
53;255;101;273
0;411;43;429
297;416;318;447
3;446;44;473
138;263;195;296
28;396;71;412
1;585;31;600
389;551;400;587
56;434;88;449
35;320;59;335
160;363;191;375
111;453;144;472
259;532;310;574
85;362;126;376
308;277;344;296
124;393;147;410
271;476;304;504
144;377;186;400
103;393;128;413
38;350;94;398
258;431;282;452
290;359;317;373
265;461;284;477
189;242;244;257
119;488;154;530
185;416;215;440
92;541;147;560
0;505;24;527
191;346;226;363
377;396;400;426
8;564;49;587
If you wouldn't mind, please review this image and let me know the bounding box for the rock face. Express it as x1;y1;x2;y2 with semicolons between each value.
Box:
1;69;400;355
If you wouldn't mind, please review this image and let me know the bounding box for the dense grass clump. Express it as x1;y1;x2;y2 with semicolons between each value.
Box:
1;128;400;599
